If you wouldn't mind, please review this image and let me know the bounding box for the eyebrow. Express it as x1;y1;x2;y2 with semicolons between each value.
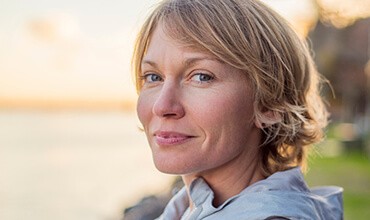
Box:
184;57;223;67
141;59;158;68
141;56;223;69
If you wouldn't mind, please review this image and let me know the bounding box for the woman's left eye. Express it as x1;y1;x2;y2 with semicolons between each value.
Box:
191;73;214;83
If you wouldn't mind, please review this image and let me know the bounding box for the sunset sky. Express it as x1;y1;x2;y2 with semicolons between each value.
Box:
0;0;157;107
0;0;368;109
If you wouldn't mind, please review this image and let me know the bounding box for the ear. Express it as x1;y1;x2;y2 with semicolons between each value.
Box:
255;111;282;128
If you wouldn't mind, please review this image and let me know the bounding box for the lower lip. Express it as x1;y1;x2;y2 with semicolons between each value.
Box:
154;136;193;146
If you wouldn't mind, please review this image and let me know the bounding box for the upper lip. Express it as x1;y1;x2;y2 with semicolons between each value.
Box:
154;131;195;138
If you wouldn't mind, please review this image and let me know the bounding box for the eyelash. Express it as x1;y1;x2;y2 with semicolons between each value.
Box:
140;73;162;83
191;73;214;83
139;72;215;85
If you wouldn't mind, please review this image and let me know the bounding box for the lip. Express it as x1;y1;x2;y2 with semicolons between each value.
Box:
154;131;195;146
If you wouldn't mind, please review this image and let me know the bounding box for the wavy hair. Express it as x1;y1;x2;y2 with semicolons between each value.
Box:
132;0;328;176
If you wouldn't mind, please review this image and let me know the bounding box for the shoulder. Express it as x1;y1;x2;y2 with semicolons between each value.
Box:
219;191;312;219
219;188;342;220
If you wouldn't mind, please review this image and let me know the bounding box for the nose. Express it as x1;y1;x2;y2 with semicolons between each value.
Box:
152;81;185;119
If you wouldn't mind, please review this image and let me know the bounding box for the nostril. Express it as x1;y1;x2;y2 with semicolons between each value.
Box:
163;113;178;117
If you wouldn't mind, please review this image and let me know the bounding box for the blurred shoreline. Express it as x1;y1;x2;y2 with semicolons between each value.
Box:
0;109;173;220
0;98;137;112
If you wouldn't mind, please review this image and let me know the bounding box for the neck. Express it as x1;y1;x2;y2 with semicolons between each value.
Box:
182;150;264;209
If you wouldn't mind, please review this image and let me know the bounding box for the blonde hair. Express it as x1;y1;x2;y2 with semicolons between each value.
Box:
132;0;328;176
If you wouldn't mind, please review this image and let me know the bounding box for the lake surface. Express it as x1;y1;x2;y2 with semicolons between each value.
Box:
0;110;173;220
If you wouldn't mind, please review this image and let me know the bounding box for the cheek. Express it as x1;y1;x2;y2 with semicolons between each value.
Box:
195;90;256;144
136;93;152;128
196;91;254;125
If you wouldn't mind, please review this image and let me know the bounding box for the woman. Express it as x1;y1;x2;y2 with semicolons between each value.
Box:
132;0;343;219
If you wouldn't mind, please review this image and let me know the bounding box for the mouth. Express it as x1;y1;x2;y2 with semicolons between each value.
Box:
154;131;195;146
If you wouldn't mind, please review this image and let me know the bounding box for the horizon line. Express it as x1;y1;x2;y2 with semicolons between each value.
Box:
0;98;136;112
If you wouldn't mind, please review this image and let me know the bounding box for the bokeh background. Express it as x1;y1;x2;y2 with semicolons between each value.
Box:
0;0;369;219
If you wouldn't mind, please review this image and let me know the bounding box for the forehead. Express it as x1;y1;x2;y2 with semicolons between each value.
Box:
143;24;217;63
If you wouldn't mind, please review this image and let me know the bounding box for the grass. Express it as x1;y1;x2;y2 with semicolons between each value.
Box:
305;151;370;220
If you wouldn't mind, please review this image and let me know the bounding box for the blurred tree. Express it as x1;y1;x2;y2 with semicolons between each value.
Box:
310;0;370;153
310;19;369;121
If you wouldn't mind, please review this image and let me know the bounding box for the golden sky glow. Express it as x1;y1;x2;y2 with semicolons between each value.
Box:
318;0;370;27
0;0;368;109
0;1;155;108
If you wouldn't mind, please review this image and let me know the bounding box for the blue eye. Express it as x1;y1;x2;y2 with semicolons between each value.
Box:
143;73;162;83
192;73;214;82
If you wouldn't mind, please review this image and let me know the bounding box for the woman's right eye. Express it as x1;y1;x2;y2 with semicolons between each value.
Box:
142;73;162;83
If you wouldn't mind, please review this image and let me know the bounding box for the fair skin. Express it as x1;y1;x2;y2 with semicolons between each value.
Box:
137;24;265;208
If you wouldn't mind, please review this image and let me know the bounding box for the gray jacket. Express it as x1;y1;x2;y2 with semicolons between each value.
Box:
156;167;343;220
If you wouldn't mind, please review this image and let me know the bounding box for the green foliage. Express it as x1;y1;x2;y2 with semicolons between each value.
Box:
305;152;370;220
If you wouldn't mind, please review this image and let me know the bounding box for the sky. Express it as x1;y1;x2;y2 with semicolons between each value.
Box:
0;0;158;107
0;0;367;109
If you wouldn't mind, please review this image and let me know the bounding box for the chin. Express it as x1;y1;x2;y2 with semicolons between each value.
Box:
153;157;196;175
154;161;186;175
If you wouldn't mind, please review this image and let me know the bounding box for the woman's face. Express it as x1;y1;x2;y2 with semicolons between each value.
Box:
137;25;262;175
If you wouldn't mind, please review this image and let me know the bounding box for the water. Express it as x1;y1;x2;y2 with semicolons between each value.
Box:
0;110;173;220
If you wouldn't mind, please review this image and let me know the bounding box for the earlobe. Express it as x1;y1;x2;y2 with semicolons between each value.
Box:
254;119;265;129
255;111;281;128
